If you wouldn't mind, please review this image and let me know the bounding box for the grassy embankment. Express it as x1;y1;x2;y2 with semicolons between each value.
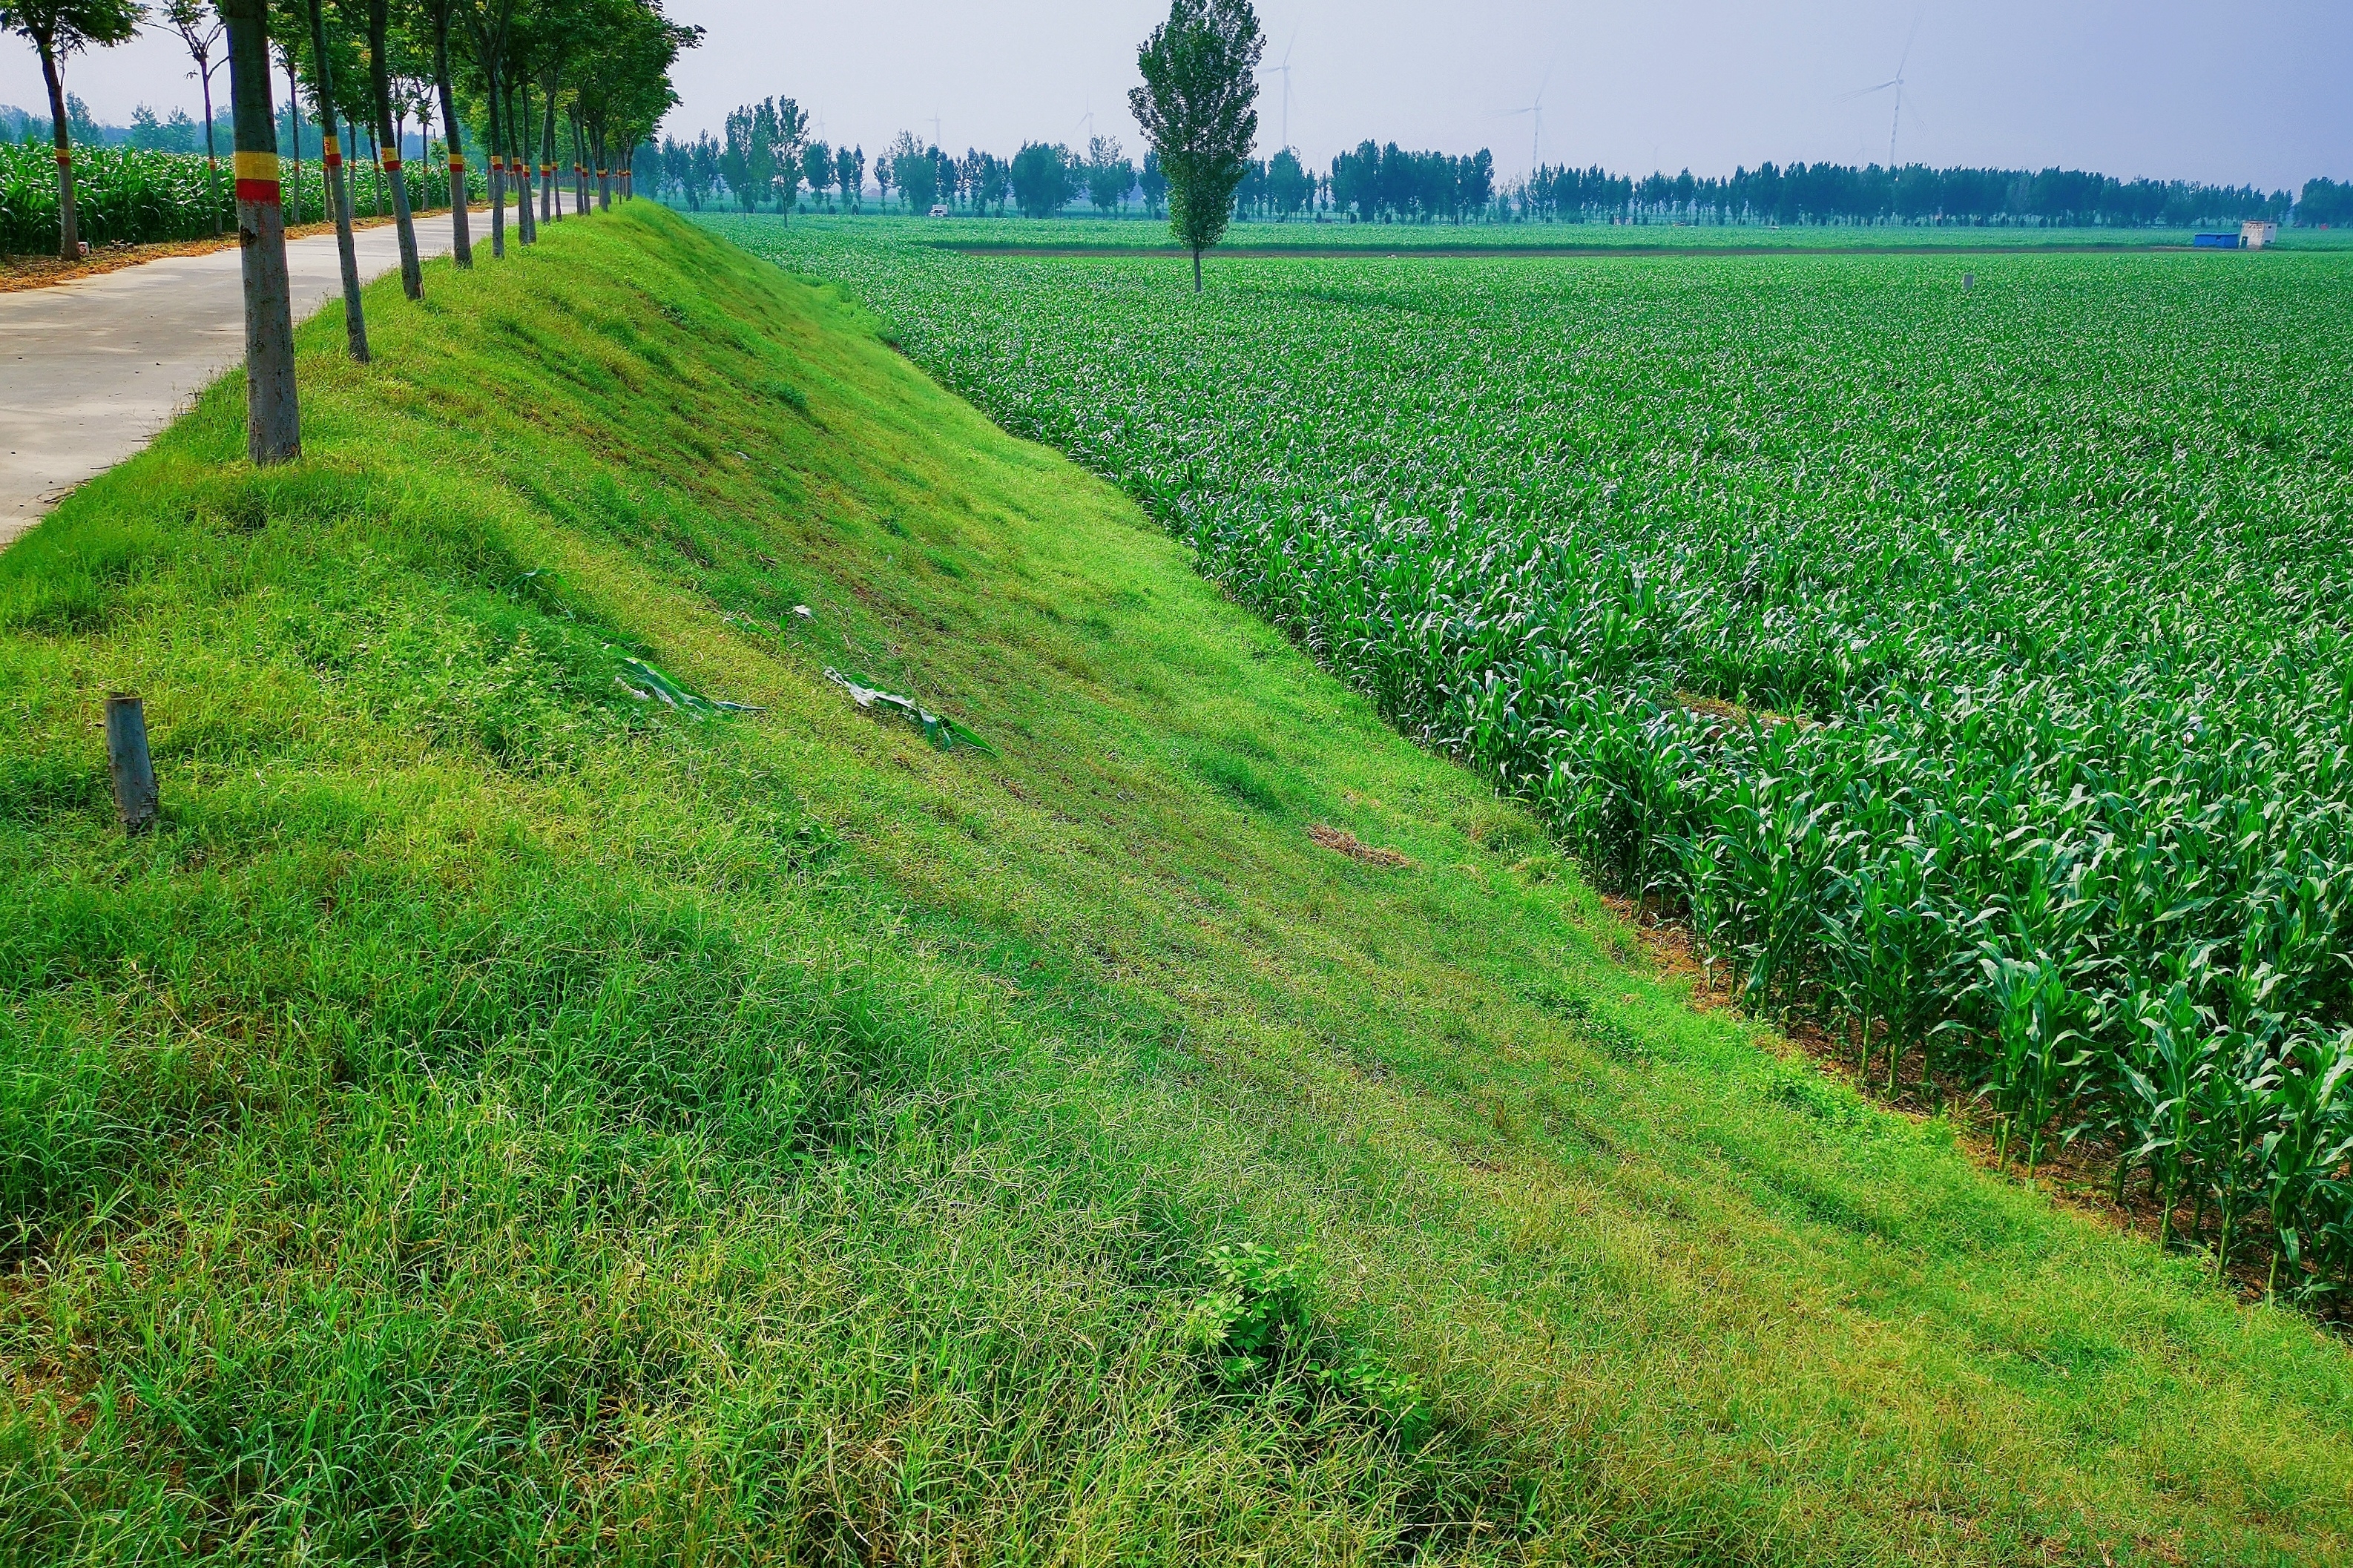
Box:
3;202;2350;1564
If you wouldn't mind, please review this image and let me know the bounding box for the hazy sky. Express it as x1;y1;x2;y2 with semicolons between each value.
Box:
6;1;2346;191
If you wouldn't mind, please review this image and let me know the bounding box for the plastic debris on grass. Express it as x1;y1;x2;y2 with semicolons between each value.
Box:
826;668;995;754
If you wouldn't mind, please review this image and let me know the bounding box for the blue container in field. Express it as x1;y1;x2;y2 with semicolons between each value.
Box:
2192;232;2242;248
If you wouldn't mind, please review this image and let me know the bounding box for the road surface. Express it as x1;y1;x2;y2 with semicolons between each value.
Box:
0;208;486;548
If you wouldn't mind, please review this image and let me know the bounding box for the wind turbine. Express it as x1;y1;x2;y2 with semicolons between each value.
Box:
1842;10;1923;167
1505;62;1553;177
1268;25;1299;151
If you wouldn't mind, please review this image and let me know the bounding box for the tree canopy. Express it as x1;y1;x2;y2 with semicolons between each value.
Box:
1128;0;1261;289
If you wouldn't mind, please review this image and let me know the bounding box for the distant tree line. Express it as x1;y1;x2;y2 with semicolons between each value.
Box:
1518;160;2325;229
2299;177;2352;228
1323;142;1493;223
657;117;1174;220
650;111;2349;233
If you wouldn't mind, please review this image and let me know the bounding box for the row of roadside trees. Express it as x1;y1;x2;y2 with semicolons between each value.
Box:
4;0;693;268
0;0;694;459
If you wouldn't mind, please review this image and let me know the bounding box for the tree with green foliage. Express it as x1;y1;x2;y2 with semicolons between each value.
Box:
688;129;716;208
1128;0;1262;290
2301;177;2352;227
1266;145;1310;219
1;0;143;258
1139;148;1164;217
800;138;830;210
720;99;761;211
766;97;803;213
719;96;794;215
835;141;860;210
1008;139;1067;219
973;149;1006;214
1084;134;1133;216
886;128;934;212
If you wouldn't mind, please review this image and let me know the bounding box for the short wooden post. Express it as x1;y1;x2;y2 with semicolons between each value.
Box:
105;695;159;833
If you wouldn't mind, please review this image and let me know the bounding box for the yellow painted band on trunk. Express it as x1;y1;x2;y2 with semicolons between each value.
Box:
233;151;280;182
450;157;466;170
321;135;340;157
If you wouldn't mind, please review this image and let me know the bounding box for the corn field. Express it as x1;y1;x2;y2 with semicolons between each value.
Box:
724;218;2353;1301
1;142;487;256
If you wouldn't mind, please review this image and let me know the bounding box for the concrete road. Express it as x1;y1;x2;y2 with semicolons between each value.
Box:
0;208;486;547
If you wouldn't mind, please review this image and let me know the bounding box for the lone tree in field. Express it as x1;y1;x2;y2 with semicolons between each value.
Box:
1128;0;1262;291
1;0;143;260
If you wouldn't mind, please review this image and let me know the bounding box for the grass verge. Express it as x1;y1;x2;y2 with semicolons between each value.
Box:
2;202;2349;1564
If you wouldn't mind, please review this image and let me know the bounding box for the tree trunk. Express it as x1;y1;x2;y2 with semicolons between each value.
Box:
485;73;505;259
540;89;557;222
200;62;223;237
571;113;588;213
431;6;470;266
304;0;368;363
1193;247;1202;292
513;85;537;245
366;0;423;299
323;116;370;363
223;0;300;464
280;46;303;225
38;42;76;262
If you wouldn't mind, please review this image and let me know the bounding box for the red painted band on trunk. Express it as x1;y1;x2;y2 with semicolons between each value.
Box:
381;157;402;171
323;152;343;168
55;153;70;165
235;178;283;204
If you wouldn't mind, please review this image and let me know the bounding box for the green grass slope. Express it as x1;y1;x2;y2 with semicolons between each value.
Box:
1;204;2349;1566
